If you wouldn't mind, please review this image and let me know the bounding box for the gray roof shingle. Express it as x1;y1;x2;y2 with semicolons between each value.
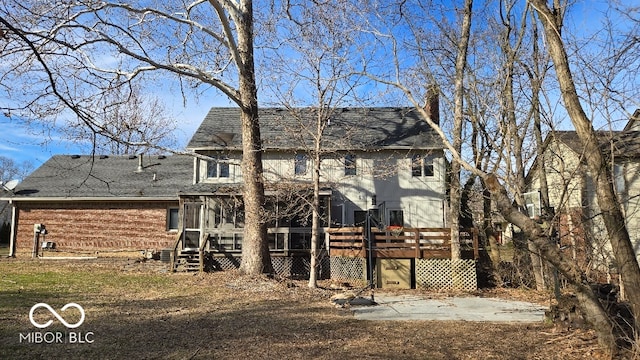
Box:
549;130;640;159
7;154;193;200
187;107;442;150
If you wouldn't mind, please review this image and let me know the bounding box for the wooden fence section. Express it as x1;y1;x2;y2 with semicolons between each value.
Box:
327;227;478;260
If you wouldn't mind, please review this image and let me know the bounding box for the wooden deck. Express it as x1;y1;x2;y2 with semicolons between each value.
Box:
328;227;479;260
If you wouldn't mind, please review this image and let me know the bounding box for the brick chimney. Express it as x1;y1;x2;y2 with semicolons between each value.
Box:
424;86;439;125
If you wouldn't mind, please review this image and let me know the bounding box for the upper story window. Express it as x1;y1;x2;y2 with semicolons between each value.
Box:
412;154;434;177
295;153;308;175
345;154;356;176
523;191;541;218
207;156;229;178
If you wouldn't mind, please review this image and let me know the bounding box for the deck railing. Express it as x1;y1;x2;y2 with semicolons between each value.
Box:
198;232;211;272
327;227;478;260
170;230;184;272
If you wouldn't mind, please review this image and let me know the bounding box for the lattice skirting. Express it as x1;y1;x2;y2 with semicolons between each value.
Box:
207;255;330;279
329;257;367;283
415;259;477;291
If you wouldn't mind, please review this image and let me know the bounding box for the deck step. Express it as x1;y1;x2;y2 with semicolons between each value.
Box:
172;250;202;272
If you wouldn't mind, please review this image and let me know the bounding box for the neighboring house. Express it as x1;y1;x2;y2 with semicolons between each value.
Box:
2;154;193;257
524;109;640;274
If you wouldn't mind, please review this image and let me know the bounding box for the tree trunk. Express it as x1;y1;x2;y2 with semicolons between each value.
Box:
308;136;322;288
449;0;473;261
531;0;640;322
235;0;272;274
480;180;501;285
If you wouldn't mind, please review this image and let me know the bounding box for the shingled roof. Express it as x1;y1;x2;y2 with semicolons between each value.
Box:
187;107;442;151
5;154;193;200
548;130;640;159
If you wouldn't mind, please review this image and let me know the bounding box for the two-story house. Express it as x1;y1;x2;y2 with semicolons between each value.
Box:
176;107;448;275
524;109;640;277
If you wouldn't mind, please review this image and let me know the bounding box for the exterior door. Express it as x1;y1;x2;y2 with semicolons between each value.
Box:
183;202;202;249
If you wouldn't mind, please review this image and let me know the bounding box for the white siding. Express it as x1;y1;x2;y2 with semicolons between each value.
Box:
194;149;446;229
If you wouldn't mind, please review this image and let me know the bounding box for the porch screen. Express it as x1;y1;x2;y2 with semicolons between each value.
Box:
183;203;201;249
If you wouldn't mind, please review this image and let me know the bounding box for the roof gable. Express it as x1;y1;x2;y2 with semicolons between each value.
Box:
187;107;442;151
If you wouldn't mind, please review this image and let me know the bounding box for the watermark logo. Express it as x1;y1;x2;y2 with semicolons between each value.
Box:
20;302;94;344
29;303;85;329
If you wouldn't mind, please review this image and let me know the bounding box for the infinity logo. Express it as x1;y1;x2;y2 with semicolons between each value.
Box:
29;303;85;329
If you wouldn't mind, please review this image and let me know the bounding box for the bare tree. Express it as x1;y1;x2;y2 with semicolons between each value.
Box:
75;85;177;155
262;0;369;287
0;0;272;274
362;0;621;352
0;156;31;183
529;0;640;349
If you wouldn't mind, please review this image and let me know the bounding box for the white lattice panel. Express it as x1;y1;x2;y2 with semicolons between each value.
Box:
330;257;366;282
271;257;292;276
416;259;477;291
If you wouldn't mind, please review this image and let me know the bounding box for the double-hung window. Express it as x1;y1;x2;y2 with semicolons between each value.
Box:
207;156;229;178
411;154;434;177
345;154;356;176
295;153;308;175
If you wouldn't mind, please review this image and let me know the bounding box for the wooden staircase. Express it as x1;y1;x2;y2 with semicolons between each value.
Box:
172;249;201;272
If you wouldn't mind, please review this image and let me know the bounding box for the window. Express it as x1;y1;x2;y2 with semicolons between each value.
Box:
268;233;287;250
345;154;356;176
354;210;367;226
331;204;344;227
614;164;625;194
412;154;434;177
212;201;244;228
207;156;229;178
167;208;179;231
295;153;308;175
389;210;404;227
523;191;541;218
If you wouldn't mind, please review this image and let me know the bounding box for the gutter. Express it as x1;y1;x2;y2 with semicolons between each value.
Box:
188;146;445;152
2;196;179;202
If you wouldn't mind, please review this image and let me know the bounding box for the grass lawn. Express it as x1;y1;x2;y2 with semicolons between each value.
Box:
0;258;603;359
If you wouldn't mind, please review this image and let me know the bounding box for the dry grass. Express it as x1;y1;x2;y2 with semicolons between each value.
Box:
0;258;606;359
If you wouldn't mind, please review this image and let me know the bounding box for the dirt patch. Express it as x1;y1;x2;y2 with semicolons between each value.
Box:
0;258;609;359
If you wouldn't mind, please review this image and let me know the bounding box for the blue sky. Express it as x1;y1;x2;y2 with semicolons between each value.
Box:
0;100;212;169
1;0;637;175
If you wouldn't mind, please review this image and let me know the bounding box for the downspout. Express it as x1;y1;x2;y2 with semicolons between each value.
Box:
8;199;16;257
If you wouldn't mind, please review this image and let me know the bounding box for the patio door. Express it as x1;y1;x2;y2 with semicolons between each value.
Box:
183;202;202;250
